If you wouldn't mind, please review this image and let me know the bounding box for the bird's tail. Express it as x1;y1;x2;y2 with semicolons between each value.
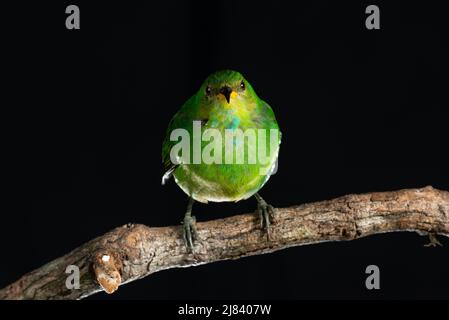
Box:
161;165;177;185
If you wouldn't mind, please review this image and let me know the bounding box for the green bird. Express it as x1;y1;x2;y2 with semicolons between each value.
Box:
162;70;281;251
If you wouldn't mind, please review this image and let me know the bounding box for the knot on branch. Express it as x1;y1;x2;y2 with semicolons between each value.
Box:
92;250;122;294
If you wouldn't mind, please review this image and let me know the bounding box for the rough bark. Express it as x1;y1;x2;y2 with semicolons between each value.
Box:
1;186;448;300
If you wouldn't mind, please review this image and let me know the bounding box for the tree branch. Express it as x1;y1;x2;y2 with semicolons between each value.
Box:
1;186;448;300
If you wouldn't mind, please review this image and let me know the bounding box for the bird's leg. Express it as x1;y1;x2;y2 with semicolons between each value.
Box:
254;193;275;240
182;197;197;252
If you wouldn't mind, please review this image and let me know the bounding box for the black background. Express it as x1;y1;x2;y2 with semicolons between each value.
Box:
2;0;449;299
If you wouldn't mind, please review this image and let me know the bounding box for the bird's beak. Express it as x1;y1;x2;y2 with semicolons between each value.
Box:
219;86;234;104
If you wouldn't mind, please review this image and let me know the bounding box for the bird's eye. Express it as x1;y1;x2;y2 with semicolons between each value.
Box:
240;80;245;90
205;85;212;95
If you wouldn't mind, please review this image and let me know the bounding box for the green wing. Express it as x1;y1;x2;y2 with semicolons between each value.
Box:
161;95;197;184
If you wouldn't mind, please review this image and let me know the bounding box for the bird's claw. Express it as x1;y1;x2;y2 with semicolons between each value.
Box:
183;214;197;252
256;197;275;241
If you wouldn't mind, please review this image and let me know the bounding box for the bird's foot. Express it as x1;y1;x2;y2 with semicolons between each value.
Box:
183;214;197;252
255;194;275;241
424;233;443;247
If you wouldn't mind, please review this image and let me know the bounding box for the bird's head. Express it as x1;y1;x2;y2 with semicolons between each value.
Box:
199;70;258;109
